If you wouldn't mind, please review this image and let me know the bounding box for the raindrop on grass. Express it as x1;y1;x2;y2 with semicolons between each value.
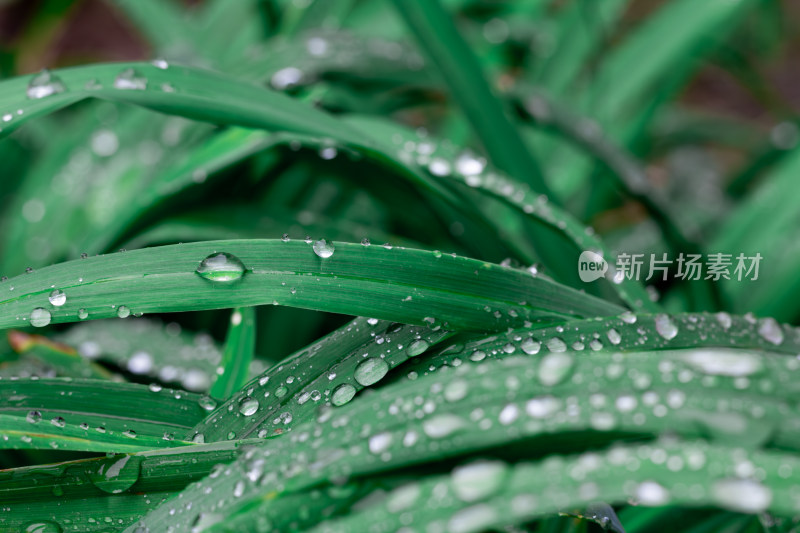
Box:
26;410;41;423
117;306;131;318
452;461;507;502
635;481;670;505
27;70;66;99
712;478;772;513
361;238;371;246
406;339;429;357
30;308;51;327
655;314;678;340
757;317;784;345
22;521;62;533
354;357;389;386
239;397;259;416
89;455;142;494
114;68;147;90
312;239;335;258
331;383;356;406
520;337;540;355
78;308;88;319
198;396;217;411
196;252;246;282
538;352;574;386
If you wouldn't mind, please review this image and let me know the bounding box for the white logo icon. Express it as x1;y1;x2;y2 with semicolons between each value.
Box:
578;251;607;282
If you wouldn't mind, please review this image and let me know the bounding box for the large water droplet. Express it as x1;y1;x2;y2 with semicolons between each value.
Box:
422;414;466;438
198;396;217;411
331;383;356;406
538;352;574;386
451;460;507;502
635;481;670;506
239;397;259;416
89;455;142;494
26;70;66;100
114;68;147;90
312;239;335;258
196;252;246;282
22;521;62;533
406;339;429;357
680;348;762;377
712;478;772;513
368;431;393;454
520;337;540;355
654;314;678;340
354;358;389;386
127;351;153;374
757;317;784;345
117;305;131;318
30;308;51;327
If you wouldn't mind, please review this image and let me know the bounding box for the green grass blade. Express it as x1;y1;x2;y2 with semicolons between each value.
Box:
193;317;451;441
388;0;549;195
0;378;206;450
0;239;622;332
210;307;256;401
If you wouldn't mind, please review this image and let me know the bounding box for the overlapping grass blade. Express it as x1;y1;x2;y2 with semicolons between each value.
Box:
0;378;205;451
193;317;451;441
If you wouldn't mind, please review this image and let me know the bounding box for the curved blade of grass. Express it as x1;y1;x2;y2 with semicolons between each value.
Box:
345;115;657;311
193;317;451;442
56;318;225;393
209;307;256;401
0;378;206;451
128;345;800;531
0;239;622;333
300;440;799;533
0;439;251;532
409;311;800;374
388;0;548;195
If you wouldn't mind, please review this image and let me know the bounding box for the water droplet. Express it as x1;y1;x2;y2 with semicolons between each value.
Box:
538;352;574;386
406;339;429;357
520;337;540;355
368;431;393;454
26;69;66;99
78;308;88;319
199;396;217;411
233;480;245;498
712;478;772;513
192;433;205;444
361;238;371;246
30;308;51;327
196;252;246;282
354;357;389;386
607;328;621;345
620;311;637;324
635;481;670;505
152;58;169;69
422;413;465;438
312;239;335;258
680;348;762;377
452;461;507;502
331;383;356;406
22;521;62;533
89;455;142;494
113;68;147;90
117;306;131;318
455;152;486;176
366;317;379;326
271;67;303;90
123;429;137;438
26;410;41;423
545;337;567;352
757;317;784;345
498;403;520;425
428;157;451;176
239;397;259;416
127;351;153;374
654;314;678;340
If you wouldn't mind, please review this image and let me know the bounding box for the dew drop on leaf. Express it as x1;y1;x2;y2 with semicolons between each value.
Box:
238;397;259;416
26;69;66;100
757;317;784;345
451;460;507;502
635;481;670;506
117;305;131;318
21;521;62;533
113;68;148;90
712;478;772;513
331;383;356;406
198;396;217;411
26;410;41;423
406;339;429;357
196;252;246;282
30;307;51;327
78;308;88;319
354;357;389;386
312;239;335;258
89;455;142;494
654;314;678;340
538;352;574;386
